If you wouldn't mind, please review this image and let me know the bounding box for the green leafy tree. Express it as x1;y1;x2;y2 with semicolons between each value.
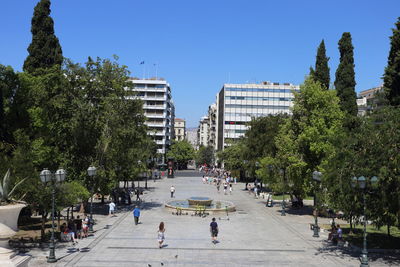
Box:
310;39;330;89
334;32;358;117
23;0;63;74
0;65;20;142
241;114;288;178
167;140;195;169
196;146;214;167
383;17;400;106
269;77;344;197
217;140;245;173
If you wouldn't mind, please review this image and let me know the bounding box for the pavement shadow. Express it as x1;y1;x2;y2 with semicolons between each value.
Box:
316;239;400;266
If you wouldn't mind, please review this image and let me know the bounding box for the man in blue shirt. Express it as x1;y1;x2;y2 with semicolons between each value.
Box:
133;206;141;225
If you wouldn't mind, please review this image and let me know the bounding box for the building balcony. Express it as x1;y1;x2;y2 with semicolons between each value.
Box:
143;104;166;110
145;113;166;119
144;96;166;101
155;140;165;145
145;121;166;127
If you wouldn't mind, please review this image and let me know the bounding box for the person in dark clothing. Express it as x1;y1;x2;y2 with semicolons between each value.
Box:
210;218;219;244
74;215;83;239
136;188;141;202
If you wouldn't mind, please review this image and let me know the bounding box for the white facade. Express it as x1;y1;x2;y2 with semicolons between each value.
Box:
197;116;209;147
174;118;186;141
127;79;175;162
216;82;299;150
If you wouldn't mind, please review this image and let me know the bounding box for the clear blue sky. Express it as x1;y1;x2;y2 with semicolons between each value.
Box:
0;0;399;127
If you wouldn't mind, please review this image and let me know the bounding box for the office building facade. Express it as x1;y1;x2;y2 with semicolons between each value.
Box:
216;82;299;150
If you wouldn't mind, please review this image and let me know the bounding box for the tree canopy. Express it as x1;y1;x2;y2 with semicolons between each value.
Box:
334;32;358;117
167;140;195;169
23;0;63;74
383;17;400;106
310;39;330;89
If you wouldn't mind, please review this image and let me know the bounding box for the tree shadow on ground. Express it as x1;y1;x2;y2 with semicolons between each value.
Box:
316;239;400;266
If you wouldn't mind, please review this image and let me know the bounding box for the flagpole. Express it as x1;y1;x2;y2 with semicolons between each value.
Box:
142;63;145;79
155;62;158;80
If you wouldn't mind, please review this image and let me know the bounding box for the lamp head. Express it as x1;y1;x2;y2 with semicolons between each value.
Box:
55;169;66;182
87;166;97;177
358;176;366;189
370;176;378;184
40;168;52;183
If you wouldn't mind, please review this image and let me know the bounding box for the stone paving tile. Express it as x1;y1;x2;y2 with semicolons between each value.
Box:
26;171;396;266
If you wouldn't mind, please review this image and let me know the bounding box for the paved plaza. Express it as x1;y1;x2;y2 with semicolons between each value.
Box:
28;171;385;266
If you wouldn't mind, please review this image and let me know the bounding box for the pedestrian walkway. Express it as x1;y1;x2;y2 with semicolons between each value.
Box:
27;171;388;266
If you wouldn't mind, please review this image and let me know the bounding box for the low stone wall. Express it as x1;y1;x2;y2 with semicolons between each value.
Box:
0;203;26;231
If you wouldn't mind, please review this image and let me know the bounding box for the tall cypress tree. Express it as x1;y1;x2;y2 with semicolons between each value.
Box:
334;32;358;117
23;0;63;74
383;17;400;106
310;39;330;89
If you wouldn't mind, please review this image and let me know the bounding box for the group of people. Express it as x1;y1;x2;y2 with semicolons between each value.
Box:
202;173;236;195
60;214;90;245
328;224;343;244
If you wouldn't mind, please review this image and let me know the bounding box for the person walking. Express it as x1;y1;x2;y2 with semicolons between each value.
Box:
133;206;141;225
109;200;116;216
135;188;141;202
210;218;219;244
170;185;175;198
229;183;233;194
157;222;166;248
223;181;228;195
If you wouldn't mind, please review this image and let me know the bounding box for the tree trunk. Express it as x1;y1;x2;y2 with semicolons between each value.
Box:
41;213;46;241
101;194;105;204
387;224;391;237
71;205;74;219
79;202;85;213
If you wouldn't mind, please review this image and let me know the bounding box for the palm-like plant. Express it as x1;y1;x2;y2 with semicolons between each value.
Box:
0;169;26;203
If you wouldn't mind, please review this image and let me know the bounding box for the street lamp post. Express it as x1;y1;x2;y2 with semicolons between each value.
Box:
40;168;66;263
280;168;286;216
87;166;96;233
352;176;378;267
312;171;322;238
137;160;142;188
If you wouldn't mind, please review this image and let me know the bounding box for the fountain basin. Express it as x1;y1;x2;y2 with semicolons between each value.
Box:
165;199;236;214
187;197;213;206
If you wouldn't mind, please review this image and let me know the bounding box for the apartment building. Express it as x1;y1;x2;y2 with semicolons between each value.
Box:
216;82;299;150
174;118;186;141
197;116;209;147
127;78;175;163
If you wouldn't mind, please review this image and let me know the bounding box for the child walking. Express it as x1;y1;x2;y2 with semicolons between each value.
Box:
158;222;166;248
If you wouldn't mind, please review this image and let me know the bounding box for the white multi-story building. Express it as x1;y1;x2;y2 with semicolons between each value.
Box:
127;78;175;163
197;116;209;147
174;118;186;141
216;82;299;150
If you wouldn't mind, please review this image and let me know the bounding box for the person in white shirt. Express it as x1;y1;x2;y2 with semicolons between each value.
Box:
109;201;116;216
170;185;175;198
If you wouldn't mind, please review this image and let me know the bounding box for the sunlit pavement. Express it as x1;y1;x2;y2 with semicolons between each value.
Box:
29;171;372;266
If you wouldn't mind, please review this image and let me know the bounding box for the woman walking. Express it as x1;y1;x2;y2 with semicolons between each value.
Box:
158;222;166;248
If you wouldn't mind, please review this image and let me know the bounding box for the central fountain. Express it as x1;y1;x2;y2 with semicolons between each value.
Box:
165;197;235;214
